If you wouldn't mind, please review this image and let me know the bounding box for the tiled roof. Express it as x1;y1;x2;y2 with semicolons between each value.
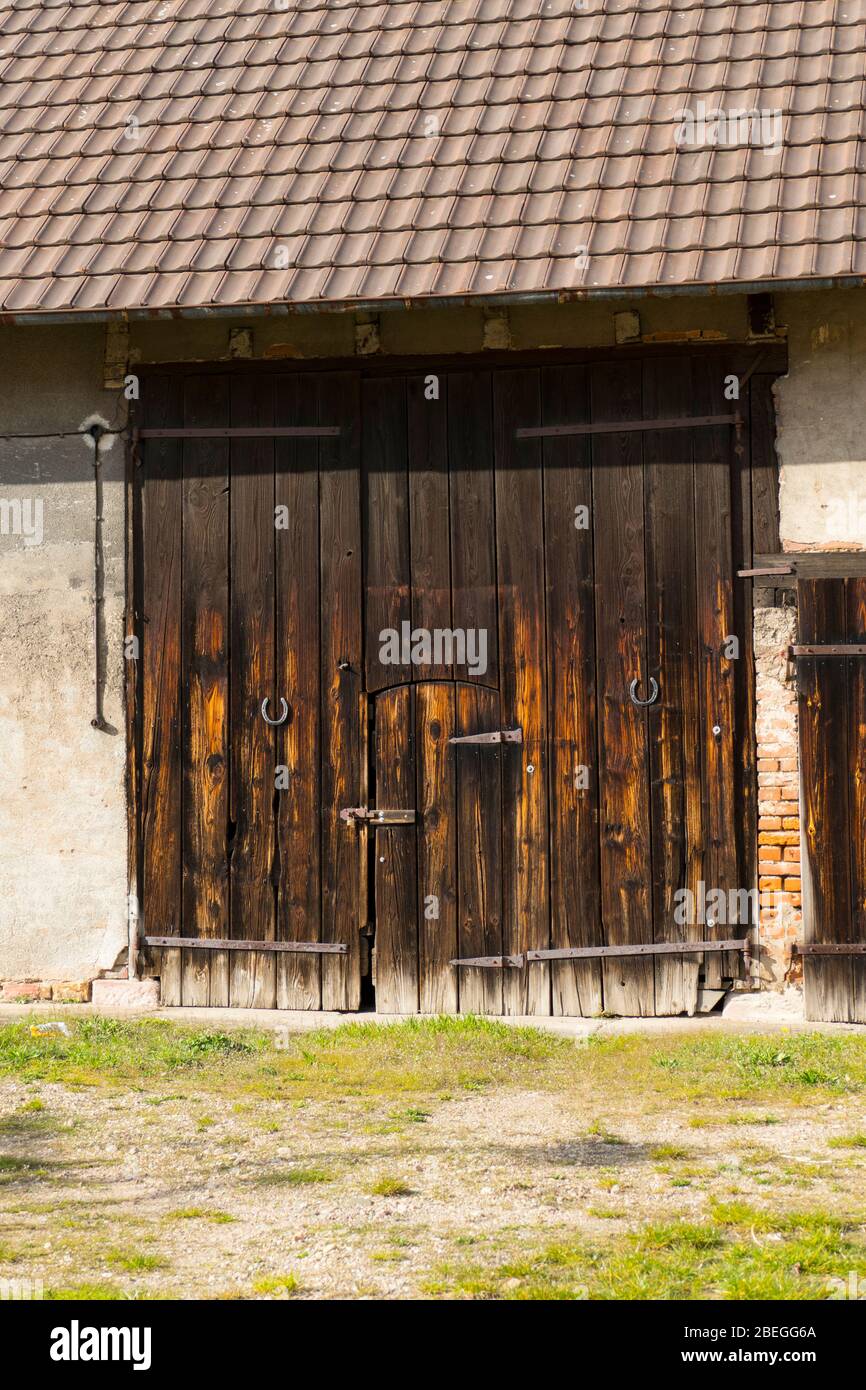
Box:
0;0;864;316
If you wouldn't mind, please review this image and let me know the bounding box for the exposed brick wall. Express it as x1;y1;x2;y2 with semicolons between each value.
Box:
753;596;802;989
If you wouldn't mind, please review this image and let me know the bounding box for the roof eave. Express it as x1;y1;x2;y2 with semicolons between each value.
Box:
2;274;864;328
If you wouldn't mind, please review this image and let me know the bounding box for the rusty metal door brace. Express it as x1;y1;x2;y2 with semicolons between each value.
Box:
789;645;866;658
451;939;747;969
135;426;340;439
143;937;348;954
451;954;526;968
795;943;866;955
526;940;747;961
340;807;416;825
448;727;523;745
516;414;738;440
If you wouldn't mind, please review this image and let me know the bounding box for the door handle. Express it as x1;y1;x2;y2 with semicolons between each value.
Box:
628;676;659;707
261;696;289;727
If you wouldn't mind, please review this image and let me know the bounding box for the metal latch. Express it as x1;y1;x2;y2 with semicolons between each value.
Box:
339;806;416;825
448;727;523;746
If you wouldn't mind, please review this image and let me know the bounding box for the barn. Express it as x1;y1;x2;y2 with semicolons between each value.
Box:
1;0;865;1022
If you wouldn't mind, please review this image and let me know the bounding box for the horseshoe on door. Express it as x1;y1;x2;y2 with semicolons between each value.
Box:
628;676;659;708
260;696;289;727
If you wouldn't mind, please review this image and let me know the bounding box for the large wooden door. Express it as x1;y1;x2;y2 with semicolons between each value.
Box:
797;578;866;1023
137;372;365;1009
136;351;772;1015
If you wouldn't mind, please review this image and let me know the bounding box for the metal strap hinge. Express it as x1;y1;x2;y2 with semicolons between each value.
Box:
795;943;866;956
451;954;526;968
448;727;523;746
451;940;747;969
789;645;866;658
516;414;739;440
143;937;347;955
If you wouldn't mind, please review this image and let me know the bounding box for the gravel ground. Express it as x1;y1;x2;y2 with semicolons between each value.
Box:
1;1065;865;1299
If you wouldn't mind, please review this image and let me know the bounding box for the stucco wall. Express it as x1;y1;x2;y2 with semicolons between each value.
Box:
0;325;128;981
775;288;866;552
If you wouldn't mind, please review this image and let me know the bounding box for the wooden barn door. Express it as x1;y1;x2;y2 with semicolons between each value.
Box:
523;357;750;1017
358;356;756;1017
797;578;866;1023
137;372;364;1009
136;351;767;1016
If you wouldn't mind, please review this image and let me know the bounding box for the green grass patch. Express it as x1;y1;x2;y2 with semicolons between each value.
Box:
423;1206;866;1300
45;1283;128;1301
828;1134;866;1149
164;1208;235;1224
2;1018;865;1115
252;1273;299;1296
649;1143;691;1161
368;1176;413;1197
105;1250;168;1273
258;1167;334;1186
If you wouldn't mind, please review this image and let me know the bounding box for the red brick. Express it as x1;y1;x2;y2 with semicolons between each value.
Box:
1;981;51;1002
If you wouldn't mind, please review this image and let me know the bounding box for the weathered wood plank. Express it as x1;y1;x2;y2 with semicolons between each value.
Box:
455;684;504;1015
798;579;854;1022
364;376;410;692
180;375;230;1006
494;368;550;1016
691;357;740;988
541;364;603;1018
416;682;458;1013
448;371;498;688
642;358;702;1016
847;580;866;1023
140;376;183;1004
319;371;364;1011
590;360;655;1016
408;374;452;680
274;374;321;1010
731;375;758;990
375;686;419;1013
749;374;781;556
226;375;276;1010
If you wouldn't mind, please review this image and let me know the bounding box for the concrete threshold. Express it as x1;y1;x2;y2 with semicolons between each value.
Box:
0;990;861;1036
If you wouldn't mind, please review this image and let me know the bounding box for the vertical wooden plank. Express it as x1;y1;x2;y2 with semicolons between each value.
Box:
408;375;452;680
319;371;364;1011
799;579;854;1021
733;376;758;986
691;358;740;989
448;371;498;688
374;686;419;1013
455;684;504;1015
228;374;276;1009
365;376;410;692
541;364;603;1018
416;683;458;1013
590;360;654;1016
140;376;183;1004
847;580;866;1023
180;375;230;1006
274;375;321;1010
493;368;550;1015
642;358;703;1016
749;374;781;555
